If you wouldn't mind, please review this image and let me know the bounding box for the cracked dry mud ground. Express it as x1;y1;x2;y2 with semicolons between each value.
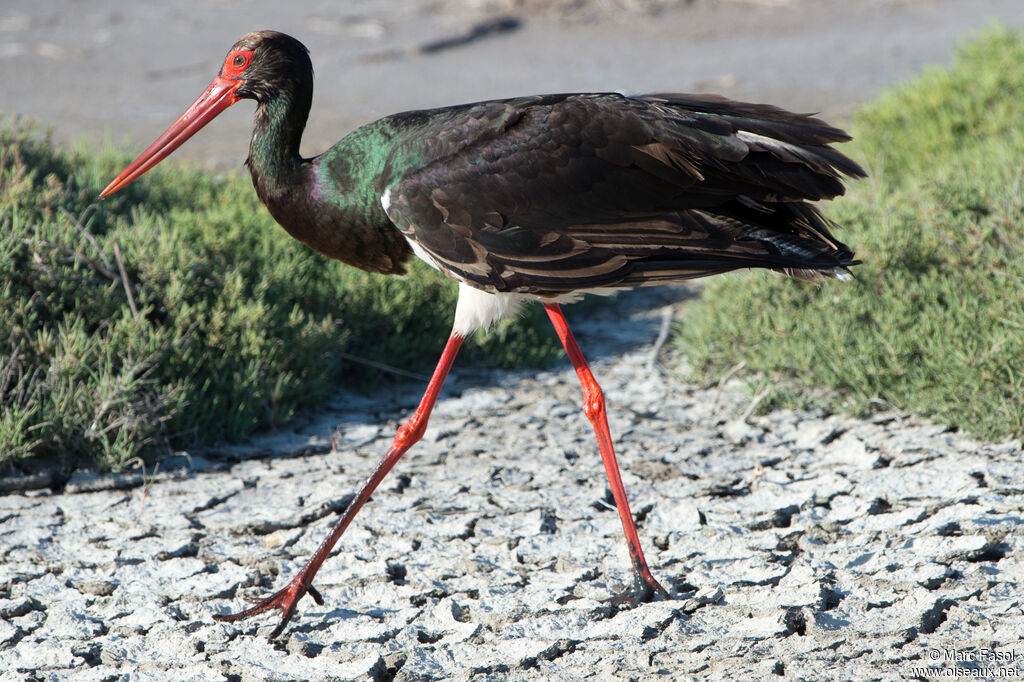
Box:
4;1;1024;680
1;289;1022;680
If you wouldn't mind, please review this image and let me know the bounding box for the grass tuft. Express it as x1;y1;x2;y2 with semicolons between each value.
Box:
676;27;1024;442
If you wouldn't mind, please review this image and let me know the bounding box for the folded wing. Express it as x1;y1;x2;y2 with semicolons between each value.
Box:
380;93;865;295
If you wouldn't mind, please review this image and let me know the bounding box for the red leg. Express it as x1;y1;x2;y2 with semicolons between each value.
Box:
543;304;669;605
214;332;465;637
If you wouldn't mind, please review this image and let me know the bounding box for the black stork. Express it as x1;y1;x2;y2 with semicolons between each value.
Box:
101;31;865;637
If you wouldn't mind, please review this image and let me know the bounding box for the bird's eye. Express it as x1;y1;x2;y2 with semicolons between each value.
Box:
224;51;252;76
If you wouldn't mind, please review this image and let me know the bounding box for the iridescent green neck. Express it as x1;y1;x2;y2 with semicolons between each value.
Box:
247;83;312;189
240;72;412;276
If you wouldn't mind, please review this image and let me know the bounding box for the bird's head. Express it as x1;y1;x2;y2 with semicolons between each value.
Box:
227;31;312;105
100;31;312;198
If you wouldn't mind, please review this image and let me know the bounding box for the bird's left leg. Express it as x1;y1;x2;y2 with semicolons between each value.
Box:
543;303;670;606
214;332;465;636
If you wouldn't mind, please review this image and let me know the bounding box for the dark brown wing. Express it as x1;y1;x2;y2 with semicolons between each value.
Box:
379;93;865;296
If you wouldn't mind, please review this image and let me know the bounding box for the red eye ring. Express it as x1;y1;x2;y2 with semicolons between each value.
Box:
224;50;253;77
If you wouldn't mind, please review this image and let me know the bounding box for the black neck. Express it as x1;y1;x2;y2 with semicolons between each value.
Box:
246;67;313;188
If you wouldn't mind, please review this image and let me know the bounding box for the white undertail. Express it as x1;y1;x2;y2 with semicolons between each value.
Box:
453;284;529;337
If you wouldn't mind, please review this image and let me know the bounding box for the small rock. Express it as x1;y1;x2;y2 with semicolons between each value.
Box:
43;600;107;639
722;419;761;445
0;619;22;647
4;637;78;671
0;596;43;619
70;579;117;596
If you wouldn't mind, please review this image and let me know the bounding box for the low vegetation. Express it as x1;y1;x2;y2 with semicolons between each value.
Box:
0;124;558;471
677;27;1024;442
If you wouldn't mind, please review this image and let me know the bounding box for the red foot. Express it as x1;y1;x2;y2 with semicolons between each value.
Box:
213;573;323;638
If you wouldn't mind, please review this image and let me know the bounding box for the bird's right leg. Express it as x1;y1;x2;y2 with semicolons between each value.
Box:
543;303;670;606
213;332;465;637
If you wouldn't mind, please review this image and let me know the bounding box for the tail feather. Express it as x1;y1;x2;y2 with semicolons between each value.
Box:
640;93;867;203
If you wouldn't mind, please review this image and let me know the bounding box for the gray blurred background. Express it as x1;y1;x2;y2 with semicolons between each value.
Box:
2;0;1023;168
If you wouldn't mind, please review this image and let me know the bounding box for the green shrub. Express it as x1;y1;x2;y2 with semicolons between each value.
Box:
676;27;1024;441
0;122;558;471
